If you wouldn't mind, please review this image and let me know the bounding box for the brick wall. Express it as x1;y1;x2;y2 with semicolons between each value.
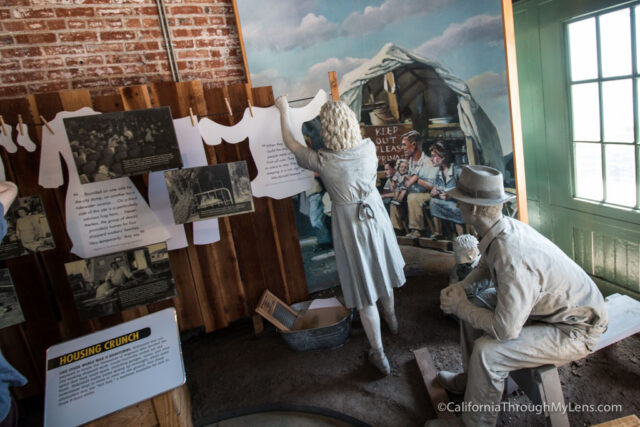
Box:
0;0;246;99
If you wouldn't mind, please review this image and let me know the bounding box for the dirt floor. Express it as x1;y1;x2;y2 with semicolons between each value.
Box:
183;246;640;427
16;247;640;426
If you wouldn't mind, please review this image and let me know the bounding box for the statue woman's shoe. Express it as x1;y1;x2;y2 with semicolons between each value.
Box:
368;348;390;375
435;370;467;395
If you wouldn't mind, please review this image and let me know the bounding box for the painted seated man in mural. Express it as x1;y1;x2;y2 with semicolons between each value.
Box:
431;165;608;427
428;141;465;238
389;130;438;238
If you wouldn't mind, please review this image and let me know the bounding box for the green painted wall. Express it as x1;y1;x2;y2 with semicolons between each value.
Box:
514;0;640;299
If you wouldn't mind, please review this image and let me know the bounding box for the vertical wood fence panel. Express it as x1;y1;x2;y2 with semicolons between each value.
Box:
0;81;309;411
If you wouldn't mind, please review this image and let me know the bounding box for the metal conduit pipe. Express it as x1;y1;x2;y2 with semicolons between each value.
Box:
155;0;181;82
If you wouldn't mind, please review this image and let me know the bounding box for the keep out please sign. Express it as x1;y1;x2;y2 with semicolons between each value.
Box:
364;124;413;165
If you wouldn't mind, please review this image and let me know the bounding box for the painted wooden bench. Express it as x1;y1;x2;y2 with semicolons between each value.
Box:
508;293;640;427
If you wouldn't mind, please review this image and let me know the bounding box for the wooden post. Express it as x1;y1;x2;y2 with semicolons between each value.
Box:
385;72;400;121
151;80;248;331
502;0;528;223
0;98;65;397
251;86;308;304
30;90;97;340
328;71;340;101
413;347;456;420
82;385;193;427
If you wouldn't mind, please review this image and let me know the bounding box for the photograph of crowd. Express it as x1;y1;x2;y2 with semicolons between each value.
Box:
0;195;55;260
0;269;24;329
164;161;254;224
64;107;182;183
65;243;176;320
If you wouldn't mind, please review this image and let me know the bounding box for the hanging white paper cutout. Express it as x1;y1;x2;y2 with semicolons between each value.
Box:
38;107;170;259
0;124;17;153
198;89;330;199
0;123;13;180
148;116;220;250
148;172;187;250
16;126;36;152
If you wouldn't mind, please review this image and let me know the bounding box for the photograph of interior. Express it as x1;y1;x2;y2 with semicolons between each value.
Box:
0;0;638;426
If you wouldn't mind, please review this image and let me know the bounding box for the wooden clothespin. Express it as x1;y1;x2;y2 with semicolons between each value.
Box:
40;115;54;134
189;107;196;126
0;116;6;136
247;98;254;117
224;96;233;117
17;114;24;136
244;84;254;117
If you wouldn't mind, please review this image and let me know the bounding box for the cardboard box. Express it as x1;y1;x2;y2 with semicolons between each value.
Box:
294;306;351;330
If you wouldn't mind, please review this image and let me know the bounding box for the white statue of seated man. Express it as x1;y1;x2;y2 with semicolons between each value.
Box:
426;165;608;427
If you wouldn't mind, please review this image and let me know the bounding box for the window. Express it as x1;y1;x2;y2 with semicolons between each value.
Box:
567;5;640;208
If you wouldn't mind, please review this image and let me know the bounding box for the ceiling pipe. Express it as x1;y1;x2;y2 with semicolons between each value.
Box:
155;0;181;82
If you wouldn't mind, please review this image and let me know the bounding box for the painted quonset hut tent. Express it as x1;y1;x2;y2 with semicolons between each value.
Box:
339;43;506;174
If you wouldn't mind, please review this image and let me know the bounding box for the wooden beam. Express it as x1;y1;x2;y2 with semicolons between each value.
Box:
83;399;158;427
227;83;289;307
502;0;528;223
413;347;456;420
231;0;251;87
151;80;241;331
252;86;308;304
31;90;96;340
151;385;193;427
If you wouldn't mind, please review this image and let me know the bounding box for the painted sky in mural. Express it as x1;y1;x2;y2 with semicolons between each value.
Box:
236;0;512;154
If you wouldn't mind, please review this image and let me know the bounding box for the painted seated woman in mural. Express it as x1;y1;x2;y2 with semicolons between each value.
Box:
429;141;465;238
276;96;406;375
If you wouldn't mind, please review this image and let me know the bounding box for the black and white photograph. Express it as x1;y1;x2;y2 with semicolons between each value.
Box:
65;243;176;320
64;107;183;183
0;195;55;261
0;268;25;329
164;161;254;223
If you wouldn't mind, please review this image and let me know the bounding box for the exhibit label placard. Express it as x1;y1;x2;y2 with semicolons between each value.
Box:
44;308;185;426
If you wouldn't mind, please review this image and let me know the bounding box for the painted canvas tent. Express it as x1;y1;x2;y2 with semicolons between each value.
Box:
340;43;506;174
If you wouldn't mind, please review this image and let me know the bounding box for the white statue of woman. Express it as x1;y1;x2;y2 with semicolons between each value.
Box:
276;97;406;375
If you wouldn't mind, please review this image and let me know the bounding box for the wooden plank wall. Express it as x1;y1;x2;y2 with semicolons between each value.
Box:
0;81;309;404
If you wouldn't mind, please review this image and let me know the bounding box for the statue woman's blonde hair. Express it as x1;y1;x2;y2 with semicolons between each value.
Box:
319;101;361;151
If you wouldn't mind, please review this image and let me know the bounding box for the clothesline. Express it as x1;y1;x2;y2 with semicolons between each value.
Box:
14;95;318;124
197;95;316;118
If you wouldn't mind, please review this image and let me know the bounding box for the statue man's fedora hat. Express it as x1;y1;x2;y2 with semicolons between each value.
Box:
446;165;516;206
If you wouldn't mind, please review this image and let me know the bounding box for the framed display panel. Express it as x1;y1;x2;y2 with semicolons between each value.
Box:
63;107;182;183
0;195;55;260
65;243;177;320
